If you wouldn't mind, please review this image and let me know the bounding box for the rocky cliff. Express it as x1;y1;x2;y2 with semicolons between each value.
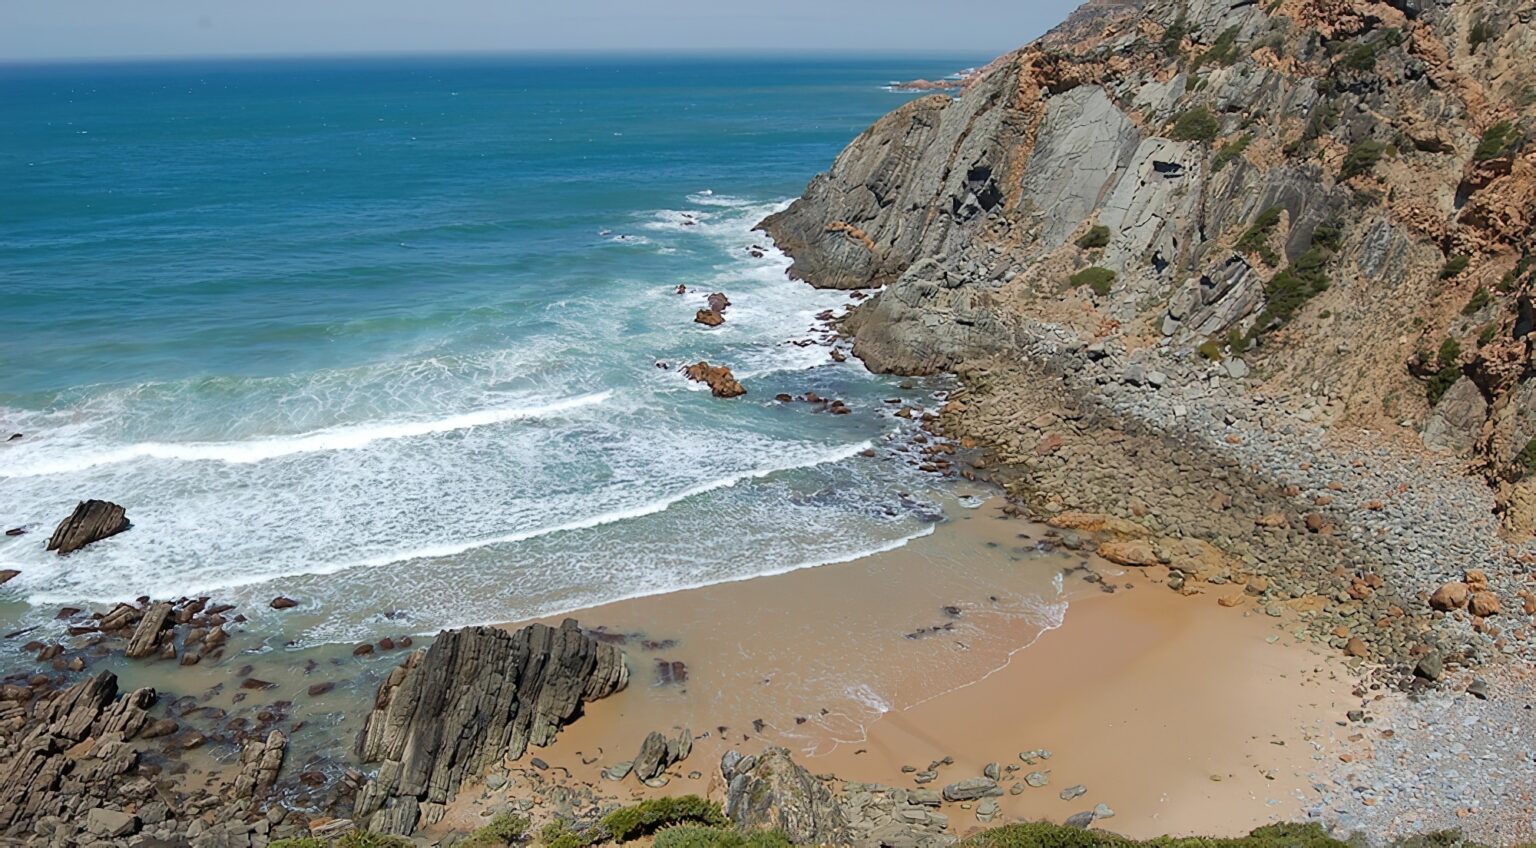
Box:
763;0;1536;528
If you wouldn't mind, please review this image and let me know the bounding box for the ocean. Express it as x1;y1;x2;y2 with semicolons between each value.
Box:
0;54;989;649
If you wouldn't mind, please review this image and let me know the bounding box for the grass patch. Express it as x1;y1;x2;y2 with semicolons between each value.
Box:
1192;27;1242;70
459;814;532;847
1197;340;1223;361
1076;225;1111;249
336;834;414;848
1462;286;1491;314
1070;267;1117;297
1162;17;1188;57
964;822;1353;848
602;797;729;843
1212;134;1253;172
652;827;792;848
1337;28;1405;72
1442;255;1472;279
1170;107;1221;143
1474;121;1519;161
1478;324;1498;346
1236;206;1284;266
1517;438;1536;478
1340;140;1389;180
1469;19;1494;48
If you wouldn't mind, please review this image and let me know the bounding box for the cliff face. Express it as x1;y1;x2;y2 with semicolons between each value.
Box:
762;0;1536;527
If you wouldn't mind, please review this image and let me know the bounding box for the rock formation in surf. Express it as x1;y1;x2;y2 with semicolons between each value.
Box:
683;362;747;398
46;500;129;555
353;620;629;835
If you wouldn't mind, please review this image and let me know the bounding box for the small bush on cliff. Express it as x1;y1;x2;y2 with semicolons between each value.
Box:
1251;245;1331;338
1161;17;1188;57
1069;267;1117;297
1192;27;1241;70
652;827;791;848
1076;225;1111;249
1340;140;1389;180
1169;107;1221;143
602;797;729;843
963;821;1367;848
1516;439;1536;478
269;840;327;848
459;814;532;847
1462;286;1491;315
336;834;414;848
1442;255;1472;280
1474;121;1519;161
1469;19;1494;48
1212;134;1253;171
1425;337;1464;406
1236;206;1284;266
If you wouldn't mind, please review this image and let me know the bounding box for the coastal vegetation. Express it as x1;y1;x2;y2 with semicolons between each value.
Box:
1070;267;1118;297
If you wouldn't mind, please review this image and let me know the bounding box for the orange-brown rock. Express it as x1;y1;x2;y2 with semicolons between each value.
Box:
1096;539;1159;567
1429;582;1470;612
683;362;746;398
694;308;725;327
1469;591;1502;618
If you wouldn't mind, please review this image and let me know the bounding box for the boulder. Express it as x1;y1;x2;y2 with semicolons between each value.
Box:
1095;540;1159;567
0;569;18;586
707;292;731;313
84;808;139;838
632;731;671;781
270;597;300;610
124;602;173;659
724;747;848;845
683;362;747;398
353;621;628;835
942;777;1002;802
1469;591;1501;617
694;309;725;327
46;500;130;555
1428;582;1470;611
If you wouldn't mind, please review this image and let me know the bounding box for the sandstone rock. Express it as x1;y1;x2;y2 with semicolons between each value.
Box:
1469;591;1501;617
46;500;130;555
683;362;746;398
1096;539;1159;567
232;730;287;801
1429;582;1470;612
353;621;628;835
707;292;731;313
724;747;848;845
125;602;172;659
694;309;725;327
0;569;18;586
84;808;139;838
270;597;299;610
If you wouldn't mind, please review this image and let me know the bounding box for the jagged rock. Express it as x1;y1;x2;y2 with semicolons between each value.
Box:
84;808;139;838
0;569;18;586
942;777;1002;802
232;730;287;801
125;602;173;659
725;747;849;845
694;308;725;327
707;292;731;313
46;500;130;555
353;620;628;835
683;362;746;398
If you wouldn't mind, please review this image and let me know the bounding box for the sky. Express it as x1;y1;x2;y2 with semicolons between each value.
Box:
1;0;1085;62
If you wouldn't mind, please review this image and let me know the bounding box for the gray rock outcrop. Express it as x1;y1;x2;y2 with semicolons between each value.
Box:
353;620;628;835
46;500;129;555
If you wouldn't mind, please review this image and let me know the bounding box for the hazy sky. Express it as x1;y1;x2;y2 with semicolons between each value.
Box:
1;0;1084;62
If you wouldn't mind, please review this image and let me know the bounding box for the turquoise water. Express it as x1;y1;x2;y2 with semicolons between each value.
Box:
0;55;983;645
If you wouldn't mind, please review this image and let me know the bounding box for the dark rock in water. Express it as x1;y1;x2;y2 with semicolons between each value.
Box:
724;747;848;845
707;292;731;313
683;362;746;398
695;308;725;327
352;643;375;657
0;570;18;586
5;433;20;441
656;658;688;686
231;730;287;801
307;682;336;697
4;528;24;537
270;596;299;610
46;500;130;555
353;620;628;835
125;602;172;659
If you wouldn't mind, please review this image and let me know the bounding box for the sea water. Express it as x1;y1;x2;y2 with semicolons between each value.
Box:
0;55;995;649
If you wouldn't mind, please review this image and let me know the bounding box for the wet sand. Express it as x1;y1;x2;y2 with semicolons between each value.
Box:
436;500;1355;840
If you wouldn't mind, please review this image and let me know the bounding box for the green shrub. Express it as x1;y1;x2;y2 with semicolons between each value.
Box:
1170;107;1221;143
337;834;414;848
1197;340;1223;361
1442;255;1472;280
652;826;791;848
1212;134;1253;171
1474;121;1518;161
1251;245;1331;337
1076;225;1111;249
962;821;1362;848
1162;17;1188;57
1236;206;1284;266
1338;28;1405;72
269;840;328;848
1469;19;1494;48
1478;324;1498;346
1462;286;1491;314
1438;337;1462;367
1069;267;1117;297
1192;27;1242;69
1226;327;1250;354
1340;140;1389;180
539;820;596;848
459;814;531;847
601;797;729;843
1425;337;1463;406
1517;438;1536;477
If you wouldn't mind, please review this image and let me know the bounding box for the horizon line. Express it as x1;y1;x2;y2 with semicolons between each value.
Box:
0;46;1012;69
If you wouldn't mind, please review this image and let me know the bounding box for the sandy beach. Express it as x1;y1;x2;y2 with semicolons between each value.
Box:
430;500;1354;840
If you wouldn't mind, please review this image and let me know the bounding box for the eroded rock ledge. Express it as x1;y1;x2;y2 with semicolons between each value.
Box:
354;620;629;835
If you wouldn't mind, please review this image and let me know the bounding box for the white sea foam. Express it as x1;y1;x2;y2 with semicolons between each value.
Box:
0;391;612;478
